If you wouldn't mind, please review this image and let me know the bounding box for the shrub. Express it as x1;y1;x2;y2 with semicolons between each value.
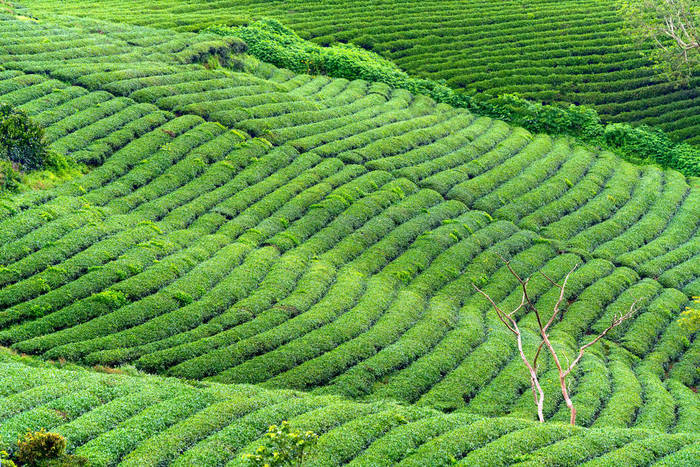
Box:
0;160;21;192
13;429;88;467
1;450;17;467
0;104;48;170
679;297;699;332
242;421;318;467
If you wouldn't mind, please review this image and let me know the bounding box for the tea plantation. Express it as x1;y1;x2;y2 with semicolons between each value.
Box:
1;351;698;466
0;2;698;466
22;0;700;146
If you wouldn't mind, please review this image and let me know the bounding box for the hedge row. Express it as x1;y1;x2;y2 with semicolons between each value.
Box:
207;19;700;176
2;354;697;466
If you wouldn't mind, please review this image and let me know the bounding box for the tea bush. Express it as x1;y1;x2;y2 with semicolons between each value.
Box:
208;19;700;176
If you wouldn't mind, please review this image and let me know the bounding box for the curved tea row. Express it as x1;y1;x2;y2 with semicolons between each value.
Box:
21;0;700;145
0;12;696;446
0;355;698;466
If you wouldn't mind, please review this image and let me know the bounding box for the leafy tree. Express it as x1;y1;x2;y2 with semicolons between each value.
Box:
621;0;700;85
0;103;47;170
0;103;70;191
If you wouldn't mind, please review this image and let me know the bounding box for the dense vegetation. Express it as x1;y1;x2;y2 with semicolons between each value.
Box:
0;103;47;170
23;0;700;147
1;351;698;466
207;19;700;177
0;103;68;192
0;1;697;465
19;3;700;178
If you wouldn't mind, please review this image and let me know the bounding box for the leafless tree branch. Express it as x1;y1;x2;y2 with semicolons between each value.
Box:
473;282;545;422
473;259;641;425
622;0;699;84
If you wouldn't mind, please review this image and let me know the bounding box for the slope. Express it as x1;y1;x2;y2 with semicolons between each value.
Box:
20;0;700;146
0;10;697;444
0;352;698;466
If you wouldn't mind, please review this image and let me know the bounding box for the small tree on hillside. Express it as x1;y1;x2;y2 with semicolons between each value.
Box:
473;255;640;425
0;103;47;170
621;0;700;85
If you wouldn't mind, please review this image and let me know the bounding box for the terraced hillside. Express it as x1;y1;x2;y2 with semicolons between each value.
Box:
0;8;698;466
1;353;699;466
21;0;700;146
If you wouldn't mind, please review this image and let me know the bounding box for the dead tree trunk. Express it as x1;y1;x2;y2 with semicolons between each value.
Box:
473;281;546;422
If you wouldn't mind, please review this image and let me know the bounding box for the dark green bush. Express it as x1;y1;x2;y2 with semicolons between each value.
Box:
603;123;700;176
0;103;48;171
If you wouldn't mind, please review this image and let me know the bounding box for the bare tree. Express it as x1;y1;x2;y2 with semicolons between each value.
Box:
473;279;546;422
621;0;700;85
474;255;641;425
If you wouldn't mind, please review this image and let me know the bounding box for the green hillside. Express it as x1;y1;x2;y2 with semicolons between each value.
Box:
21;0;700;146
0;3;697;466
1;352;698;466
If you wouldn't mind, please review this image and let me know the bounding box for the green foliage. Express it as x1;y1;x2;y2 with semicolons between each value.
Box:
476;93;603;140
603;123;700;178
208;20;402;79
208;19;700;176
0;103;48;171
0;159;21;192
92;290;128;309
15;430;66;466
620;0;699;85
242;421;318;467
679;296;700;332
